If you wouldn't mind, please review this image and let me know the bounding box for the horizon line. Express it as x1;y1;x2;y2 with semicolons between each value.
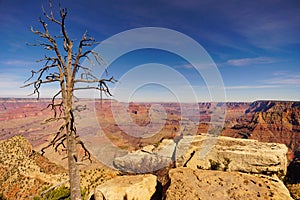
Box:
0;97;299;103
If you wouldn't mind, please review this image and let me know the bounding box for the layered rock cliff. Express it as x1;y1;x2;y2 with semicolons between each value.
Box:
223;100;300;159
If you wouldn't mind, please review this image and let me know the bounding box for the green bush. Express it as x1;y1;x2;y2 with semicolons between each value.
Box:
0;193;6;200
44;186;70;200
36;186;87;200
209;159;221;170
223;157;231;171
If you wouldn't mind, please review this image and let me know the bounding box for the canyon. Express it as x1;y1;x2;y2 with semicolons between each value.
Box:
0;98;299;199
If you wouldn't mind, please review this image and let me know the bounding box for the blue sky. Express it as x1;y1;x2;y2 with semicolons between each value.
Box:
0;0;299;102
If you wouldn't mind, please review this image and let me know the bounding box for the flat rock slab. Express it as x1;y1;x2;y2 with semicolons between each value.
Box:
166;167;293;200
176;135;288;175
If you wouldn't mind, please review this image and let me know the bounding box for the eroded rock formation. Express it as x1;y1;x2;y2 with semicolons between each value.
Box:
223;100;300;159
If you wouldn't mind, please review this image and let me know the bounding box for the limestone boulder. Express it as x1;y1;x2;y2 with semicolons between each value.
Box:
114;139;175;173
94;174;157;200
176;135;288;175
166;167;293;200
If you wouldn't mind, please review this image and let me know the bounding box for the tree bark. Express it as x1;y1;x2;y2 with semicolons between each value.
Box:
67;129;81;200
65;63;82;199
64;95;82;199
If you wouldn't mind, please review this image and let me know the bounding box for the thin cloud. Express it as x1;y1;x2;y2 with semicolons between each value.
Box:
0;73;29;97
272;71;289;76
264;74;300;85
0;74;22;88
226;85;281;90
0;73;61;98
168;1;300;50
173;63;217;69
1;59;35;66
226;72;300;91
213;1;300;49
227;57;276;67
234;14;300;49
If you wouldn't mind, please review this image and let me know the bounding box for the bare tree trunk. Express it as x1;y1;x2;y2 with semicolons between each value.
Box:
64;97;82;199
65;74;82;199
67;130;81;200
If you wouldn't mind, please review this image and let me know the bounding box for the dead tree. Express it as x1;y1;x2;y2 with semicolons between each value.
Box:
22;1;115;199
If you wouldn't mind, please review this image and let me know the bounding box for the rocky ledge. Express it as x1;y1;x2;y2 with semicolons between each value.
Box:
90;136;293;200
114;135;288;176
176;135;288;176
166;167;292;200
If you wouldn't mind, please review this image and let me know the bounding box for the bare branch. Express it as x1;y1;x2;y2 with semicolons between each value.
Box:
43;117;65;124
55;137;66;152
52;124;66;144
76;162;88;166
77;140;92;162
73;105;87;112
41;0;63;25
74;76;116;84
27;42;55;51
41;125;66;155
41;90;63;118
22;79;59;88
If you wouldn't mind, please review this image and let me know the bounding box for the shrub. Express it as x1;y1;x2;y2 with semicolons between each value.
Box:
36;186;87;200
0;193;6;200
223;157;231;171
209;159;221;170
43;186;70;200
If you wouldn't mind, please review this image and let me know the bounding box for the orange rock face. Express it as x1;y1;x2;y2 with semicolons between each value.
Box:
0;98;57;147
222;101;300;160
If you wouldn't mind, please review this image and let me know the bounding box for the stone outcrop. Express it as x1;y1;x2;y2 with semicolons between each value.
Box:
113;139;175;173
114;135;288;175
166;167;293;200
176;135;288;175
93;174;157;200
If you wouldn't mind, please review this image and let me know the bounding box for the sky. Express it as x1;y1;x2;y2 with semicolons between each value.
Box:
0;0;299;102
